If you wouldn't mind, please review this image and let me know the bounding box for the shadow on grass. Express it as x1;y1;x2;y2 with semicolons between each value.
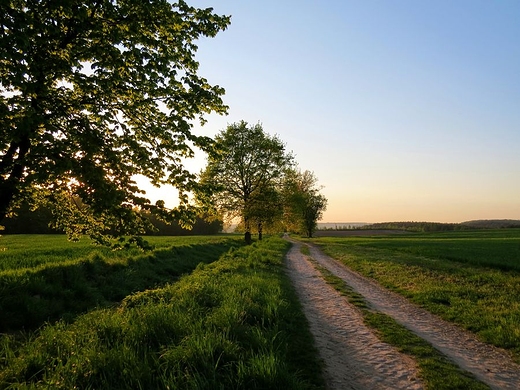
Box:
0;239;243;332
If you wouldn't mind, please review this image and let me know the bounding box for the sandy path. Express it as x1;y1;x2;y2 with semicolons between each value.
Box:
292;240;520;390
285;240;423;390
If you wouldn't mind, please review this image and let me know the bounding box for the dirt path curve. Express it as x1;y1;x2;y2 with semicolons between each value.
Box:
285;240;424;390
297;240;520;390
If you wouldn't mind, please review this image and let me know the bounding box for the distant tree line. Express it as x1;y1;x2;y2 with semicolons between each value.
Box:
361;222;475;232
318;224;362;231
1;204;60;234
461;220;520;229
141;212;222;236
2;204;222;236
360;220;520;232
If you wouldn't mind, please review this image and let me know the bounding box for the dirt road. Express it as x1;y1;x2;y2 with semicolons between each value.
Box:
284;239;520;390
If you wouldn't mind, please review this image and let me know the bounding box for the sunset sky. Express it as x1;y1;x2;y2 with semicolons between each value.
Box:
147;0;520;223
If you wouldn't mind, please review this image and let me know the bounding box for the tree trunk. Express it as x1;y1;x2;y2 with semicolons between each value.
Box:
0;136;31;222
244;217;252;244
0;180;18;222
258;221;263;240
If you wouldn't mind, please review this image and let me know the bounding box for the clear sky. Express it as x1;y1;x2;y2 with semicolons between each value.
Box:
147;0;520;223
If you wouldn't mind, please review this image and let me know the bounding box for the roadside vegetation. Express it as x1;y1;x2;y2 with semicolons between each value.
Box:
311;229;520;363
0;236;324;389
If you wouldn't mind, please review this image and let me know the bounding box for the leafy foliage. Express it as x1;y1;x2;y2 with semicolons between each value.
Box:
0;0;230;246
198;121;293;243
283;169;327;237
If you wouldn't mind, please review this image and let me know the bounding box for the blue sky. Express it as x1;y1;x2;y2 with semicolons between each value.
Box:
152;0;520;223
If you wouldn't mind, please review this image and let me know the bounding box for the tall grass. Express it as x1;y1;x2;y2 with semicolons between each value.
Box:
0;235;242;331
0;237;325;389
312;231;520;362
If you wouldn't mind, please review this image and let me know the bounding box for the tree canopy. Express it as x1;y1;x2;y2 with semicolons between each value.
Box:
283;169;327;238
0;0;230;245
198;121;293;243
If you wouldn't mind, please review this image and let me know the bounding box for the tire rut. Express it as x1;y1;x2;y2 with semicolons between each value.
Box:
285;240;423;390
303;241;520;390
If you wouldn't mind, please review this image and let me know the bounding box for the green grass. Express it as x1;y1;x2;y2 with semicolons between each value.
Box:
305;253;488;389
0;237;325;389
0;235;227;271
339;229;520;271
309;230;520;363
363;313;489;390
0;235;243;332
299;244;310;256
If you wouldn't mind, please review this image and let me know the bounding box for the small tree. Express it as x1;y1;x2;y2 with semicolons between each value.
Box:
198;121;293;244
0;1;230;246
283;169;327;238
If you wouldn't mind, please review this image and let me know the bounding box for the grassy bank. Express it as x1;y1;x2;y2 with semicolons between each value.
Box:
310;230;520;362
0;235;242;331
1;237;325;389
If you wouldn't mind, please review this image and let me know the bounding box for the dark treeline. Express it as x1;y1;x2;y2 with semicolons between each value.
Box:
362;221;474;232
1;204;60;234
142;213;223;236
462;219;520;229
2;205;222;235
362;220;520;232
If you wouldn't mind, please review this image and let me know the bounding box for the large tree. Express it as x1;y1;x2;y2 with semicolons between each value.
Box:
283;169;327;238
0;1;230;245
198;121;292;244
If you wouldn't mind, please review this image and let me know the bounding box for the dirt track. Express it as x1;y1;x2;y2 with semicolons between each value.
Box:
284;239;520;390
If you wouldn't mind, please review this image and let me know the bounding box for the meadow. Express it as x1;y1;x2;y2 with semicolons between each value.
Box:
0;235;242;332
312;229;520;362
0;235;324;389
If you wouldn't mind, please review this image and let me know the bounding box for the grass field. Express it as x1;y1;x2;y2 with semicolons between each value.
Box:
311;229;520;362
0;235;226;271
0;235;324;389
0;235;244;331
